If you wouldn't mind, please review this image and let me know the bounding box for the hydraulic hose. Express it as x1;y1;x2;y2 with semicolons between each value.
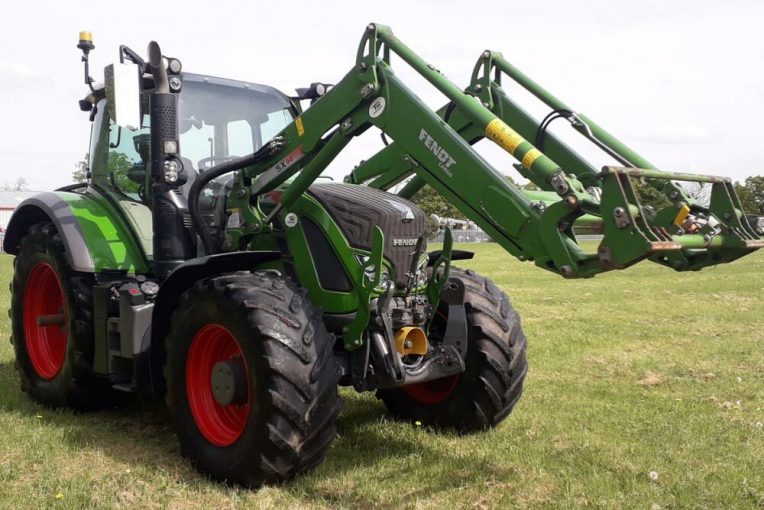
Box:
534;109;573;150
189;139;282;254
188;154;257;255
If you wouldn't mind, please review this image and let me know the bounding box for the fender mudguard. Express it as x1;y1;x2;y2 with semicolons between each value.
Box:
3;191;148;273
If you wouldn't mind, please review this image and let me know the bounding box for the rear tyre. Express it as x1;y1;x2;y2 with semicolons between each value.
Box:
164;271;342;487
10;222;98;408
378;268;527;433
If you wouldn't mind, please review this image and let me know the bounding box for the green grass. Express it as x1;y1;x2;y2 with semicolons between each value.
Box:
1;246;763;509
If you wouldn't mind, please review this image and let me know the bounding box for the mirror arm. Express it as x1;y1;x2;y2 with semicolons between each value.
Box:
119;45;147;73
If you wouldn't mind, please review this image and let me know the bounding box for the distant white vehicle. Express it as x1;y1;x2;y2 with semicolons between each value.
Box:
746;215;764;235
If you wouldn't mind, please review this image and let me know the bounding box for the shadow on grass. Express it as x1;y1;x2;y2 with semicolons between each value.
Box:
0;359;507;505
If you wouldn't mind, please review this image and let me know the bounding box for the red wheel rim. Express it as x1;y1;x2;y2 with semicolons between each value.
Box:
186;324;251;447
23;262;68;379
402;374;460;404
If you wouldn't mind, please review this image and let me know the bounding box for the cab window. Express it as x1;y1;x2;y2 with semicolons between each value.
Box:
178;79;292;174
88;99;150;203
107;116;151;201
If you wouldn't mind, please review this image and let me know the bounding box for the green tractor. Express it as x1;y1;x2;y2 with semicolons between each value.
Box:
4;26;760;487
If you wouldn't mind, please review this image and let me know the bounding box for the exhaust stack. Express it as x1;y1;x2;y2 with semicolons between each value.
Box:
147;41;194;278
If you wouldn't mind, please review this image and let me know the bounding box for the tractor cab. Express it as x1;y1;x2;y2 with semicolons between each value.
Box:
84;71;295;258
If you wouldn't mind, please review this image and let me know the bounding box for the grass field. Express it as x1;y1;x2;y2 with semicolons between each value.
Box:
0;245;762;509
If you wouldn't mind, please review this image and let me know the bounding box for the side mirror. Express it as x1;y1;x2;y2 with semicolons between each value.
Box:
105;61;141;130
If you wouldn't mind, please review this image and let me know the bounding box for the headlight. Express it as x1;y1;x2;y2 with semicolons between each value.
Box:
162;158;181;184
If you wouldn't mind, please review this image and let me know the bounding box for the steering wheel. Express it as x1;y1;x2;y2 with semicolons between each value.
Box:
197;155;239;171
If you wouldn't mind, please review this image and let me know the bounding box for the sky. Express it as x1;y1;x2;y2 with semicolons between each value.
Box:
1;0;763;191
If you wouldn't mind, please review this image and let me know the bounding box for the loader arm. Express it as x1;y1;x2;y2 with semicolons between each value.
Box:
214;24;761;279
345;44;763;273
219;24;595;278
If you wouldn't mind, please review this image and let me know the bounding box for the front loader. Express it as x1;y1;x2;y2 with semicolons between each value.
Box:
3;25;760;487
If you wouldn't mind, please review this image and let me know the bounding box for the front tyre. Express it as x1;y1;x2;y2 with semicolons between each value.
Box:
378;268;528;433
164;271;342;487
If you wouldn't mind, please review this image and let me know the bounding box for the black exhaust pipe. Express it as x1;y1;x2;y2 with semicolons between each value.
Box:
147;41;194;278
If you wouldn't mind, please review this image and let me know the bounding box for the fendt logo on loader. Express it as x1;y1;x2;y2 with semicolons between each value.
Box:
419;128;456;177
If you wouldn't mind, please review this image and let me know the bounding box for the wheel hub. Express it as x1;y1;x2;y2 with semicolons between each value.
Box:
186;324;251;447
210;358;247;406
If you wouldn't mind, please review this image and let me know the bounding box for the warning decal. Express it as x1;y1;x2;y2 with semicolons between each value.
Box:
485;118;525;155
521;148;543;169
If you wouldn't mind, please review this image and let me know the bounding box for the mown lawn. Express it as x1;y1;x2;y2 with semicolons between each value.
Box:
0;245;762;509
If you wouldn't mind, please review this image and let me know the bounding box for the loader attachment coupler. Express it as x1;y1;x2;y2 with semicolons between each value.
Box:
596;167;764;271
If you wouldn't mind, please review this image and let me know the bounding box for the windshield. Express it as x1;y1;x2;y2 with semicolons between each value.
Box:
90;75;293;208
178;75;293;172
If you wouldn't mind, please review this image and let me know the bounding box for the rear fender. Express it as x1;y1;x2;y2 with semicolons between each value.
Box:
3;191;148;273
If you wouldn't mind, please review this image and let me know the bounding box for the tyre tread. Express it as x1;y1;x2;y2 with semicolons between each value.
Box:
164;271;342;487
